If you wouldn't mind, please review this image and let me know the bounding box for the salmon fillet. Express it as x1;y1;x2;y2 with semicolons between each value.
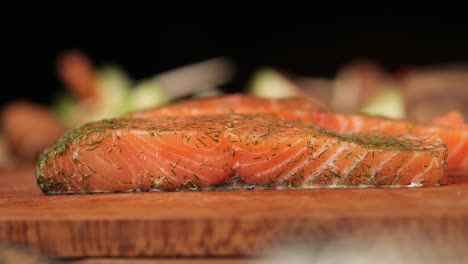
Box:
128;94;467;171
36;114;446;193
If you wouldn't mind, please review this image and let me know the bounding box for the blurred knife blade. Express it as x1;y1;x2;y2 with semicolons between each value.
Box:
155;56;236;99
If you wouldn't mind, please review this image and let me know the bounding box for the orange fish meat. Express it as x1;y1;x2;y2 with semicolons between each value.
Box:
36;114;446;193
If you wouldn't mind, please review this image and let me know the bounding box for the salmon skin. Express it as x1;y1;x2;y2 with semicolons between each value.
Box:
128;94;467;171
36;114;446;194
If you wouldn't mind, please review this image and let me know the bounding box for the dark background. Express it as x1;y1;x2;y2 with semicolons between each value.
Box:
5;5;468;107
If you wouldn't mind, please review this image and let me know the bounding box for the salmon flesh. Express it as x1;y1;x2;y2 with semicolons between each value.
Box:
36;114;446;193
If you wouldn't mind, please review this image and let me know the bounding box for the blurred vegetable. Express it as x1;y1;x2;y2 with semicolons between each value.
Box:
1;101;65;161
360;87;406;119
131;80;168;111
249;68;302;98
93;65;133;118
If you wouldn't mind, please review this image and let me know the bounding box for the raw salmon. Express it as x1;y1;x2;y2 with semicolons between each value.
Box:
36;114;446;193
432;111;466;128
128;94;467;170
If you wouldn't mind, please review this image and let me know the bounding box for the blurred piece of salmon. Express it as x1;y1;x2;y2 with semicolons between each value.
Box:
1;101;65;162
128;94;466;171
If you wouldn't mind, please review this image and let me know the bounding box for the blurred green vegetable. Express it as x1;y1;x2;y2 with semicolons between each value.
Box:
130;79;169;112
93;65;133;119
360;87;406;119
249;68;300;98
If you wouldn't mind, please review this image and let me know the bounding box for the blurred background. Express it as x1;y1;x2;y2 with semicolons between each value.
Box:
3;4;468;165
5;6;468;105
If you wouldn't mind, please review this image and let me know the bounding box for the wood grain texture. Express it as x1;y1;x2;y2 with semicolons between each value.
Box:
68;258;266;264
1;165;468;259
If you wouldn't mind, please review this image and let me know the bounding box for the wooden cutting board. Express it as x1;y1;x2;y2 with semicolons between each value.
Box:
1;165;468;259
